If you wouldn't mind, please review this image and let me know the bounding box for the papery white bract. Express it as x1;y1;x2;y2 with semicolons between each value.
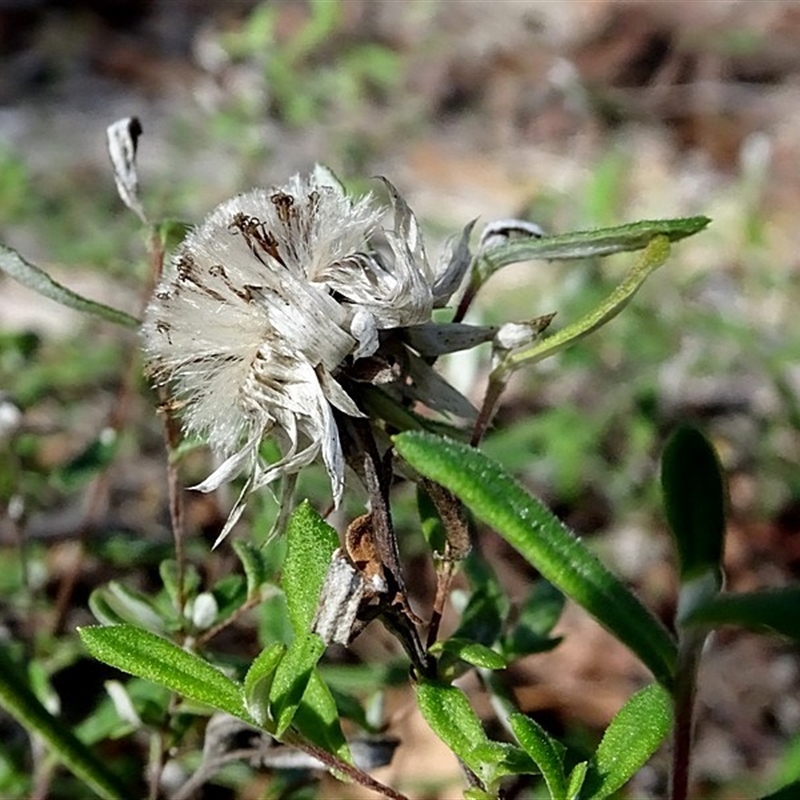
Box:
141;166;468;545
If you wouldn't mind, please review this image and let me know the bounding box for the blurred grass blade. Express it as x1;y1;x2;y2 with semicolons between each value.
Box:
394;432;677;686
661;426;726;585
479;216;709;276
582;683;672;799
79;625;250;722
0;643;132;800
509;713;567;800
682;588;800;642
0;243;140;328
500;235;671;374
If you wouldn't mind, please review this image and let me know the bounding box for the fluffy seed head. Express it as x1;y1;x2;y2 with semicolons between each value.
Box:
141;166;464;545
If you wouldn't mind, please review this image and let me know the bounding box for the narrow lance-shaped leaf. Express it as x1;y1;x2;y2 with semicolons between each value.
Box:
500;235;672;375
582;683;673;799
415;680;492;779
682;588;800;643
267;502;340;736
509;713;567;800
394;432;677;687
0;643;133;800
0;243;140;328
567;762;589;800
478;216;709;279
282;501;340;632
79;625;250;722
429;638;507;672
269;633;326;737
292;668;352;764
661;425;726;586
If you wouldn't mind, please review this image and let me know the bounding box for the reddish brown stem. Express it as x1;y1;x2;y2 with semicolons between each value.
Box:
283;731;411;800
670;634;703;800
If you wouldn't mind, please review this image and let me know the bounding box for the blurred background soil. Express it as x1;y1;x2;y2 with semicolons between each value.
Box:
1;1;800;798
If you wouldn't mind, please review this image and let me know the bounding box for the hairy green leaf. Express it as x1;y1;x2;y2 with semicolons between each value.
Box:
430;638;507;671
582;683;673;799
567;761;588;800
509;713;567;800
394;433;677;686
88;582;166;633
282;501;339;632
233;539;268;598
79;625;249;722
269;633;326;736
416;680;491;776
293;668;352;763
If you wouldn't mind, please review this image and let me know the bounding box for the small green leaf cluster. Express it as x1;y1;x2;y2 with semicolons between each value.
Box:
396;428;800;799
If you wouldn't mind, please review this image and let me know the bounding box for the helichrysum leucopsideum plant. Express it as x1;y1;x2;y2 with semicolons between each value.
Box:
10;118;799;800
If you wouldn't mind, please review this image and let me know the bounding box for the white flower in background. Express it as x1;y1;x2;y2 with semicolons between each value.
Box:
141;166;474;545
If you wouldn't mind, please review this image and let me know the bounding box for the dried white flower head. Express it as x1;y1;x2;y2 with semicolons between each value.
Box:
142;166;473;545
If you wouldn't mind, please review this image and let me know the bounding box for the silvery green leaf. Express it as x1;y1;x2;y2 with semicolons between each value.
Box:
378;177;427;266
404;322;497;357
433;220;477;306
479;218;546;253
406;353;477;420
0;243;139;328
106;117;147;223
90;581;166;633
499;236;672;376
478;217;710;278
